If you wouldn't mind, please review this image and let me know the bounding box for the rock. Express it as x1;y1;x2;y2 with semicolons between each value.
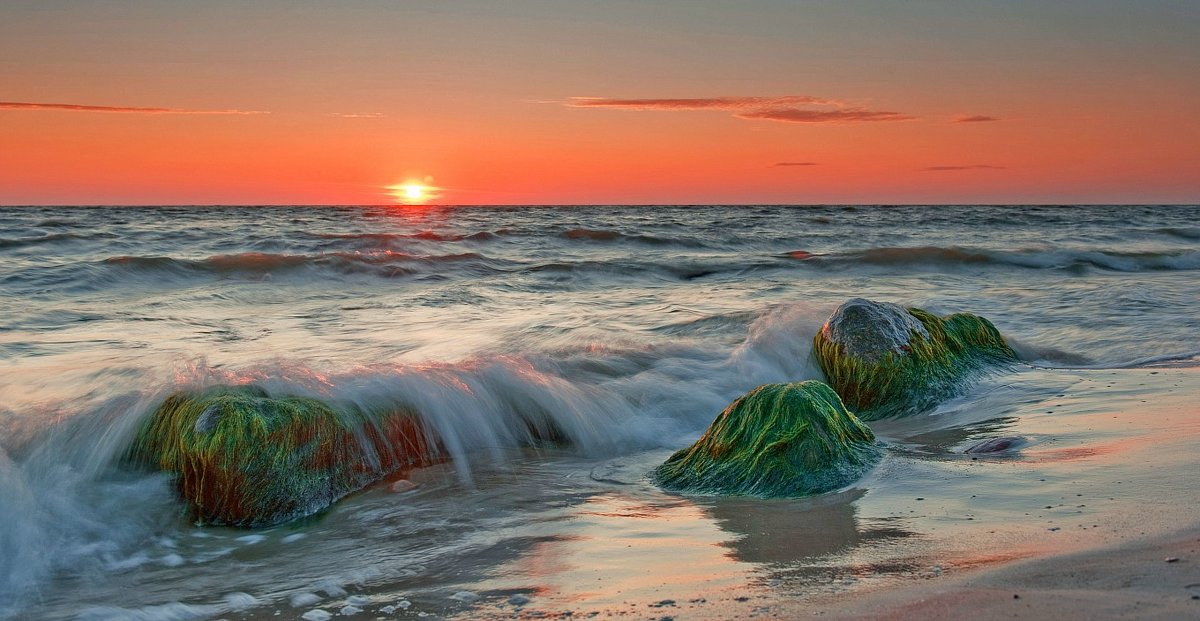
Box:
964;436;1024;454
814;299;1016;419
127;385;434;527
653;382;881;498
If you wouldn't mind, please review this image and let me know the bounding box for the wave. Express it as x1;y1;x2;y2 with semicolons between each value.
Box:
0;305;824;612
310;230;505;244
1153;226;1200;241
99;251;505;279
791;246;1200;272
0;232;118;250
562;228;710;248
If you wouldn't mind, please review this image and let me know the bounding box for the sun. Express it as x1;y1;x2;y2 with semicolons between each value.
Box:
387;178;439;205
401;184;425;201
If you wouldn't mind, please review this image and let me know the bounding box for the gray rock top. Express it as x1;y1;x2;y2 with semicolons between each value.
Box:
820;298;930;362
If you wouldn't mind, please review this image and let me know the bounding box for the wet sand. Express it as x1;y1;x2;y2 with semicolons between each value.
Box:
811;525;1200;620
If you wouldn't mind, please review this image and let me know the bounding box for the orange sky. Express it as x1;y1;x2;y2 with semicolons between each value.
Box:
2;1;1198;205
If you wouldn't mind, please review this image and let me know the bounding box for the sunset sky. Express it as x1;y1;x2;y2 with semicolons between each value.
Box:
2;1;1198;205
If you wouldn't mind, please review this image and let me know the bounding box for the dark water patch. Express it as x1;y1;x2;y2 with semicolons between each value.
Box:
564;228;621;241
808;246;1200;272
561;228;709;248
525;257;781;282
1154;226;1200;241
0;232;118;250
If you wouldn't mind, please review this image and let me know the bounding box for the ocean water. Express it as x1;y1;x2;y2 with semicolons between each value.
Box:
1;204;1199;619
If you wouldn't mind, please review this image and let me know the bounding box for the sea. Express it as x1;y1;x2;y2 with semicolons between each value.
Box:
1;204;1198;620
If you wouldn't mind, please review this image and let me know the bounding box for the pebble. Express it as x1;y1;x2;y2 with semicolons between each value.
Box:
396;600;412;609
346;595;371;606
1165;557;1180;563
508;594;531;606
339;605;362;616
450;591;480;603
301;611;333;621
390;480;418;493
225;592;259;610
291;593;323;608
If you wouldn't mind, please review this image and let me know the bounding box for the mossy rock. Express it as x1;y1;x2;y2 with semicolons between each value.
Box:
814;298;1017;420
128;385;432;527
654;382;881;497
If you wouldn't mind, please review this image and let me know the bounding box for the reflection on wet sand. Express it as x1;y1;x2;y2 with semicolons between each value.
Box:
699;489;914;565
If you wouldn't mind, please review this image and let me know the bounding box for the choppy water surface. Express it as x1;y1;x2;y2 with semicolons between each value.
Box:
1;205;1198;620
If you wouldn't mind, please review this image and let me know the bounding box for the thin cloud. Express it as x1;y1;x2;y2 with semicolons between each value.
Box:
739;108;914;123
923;165;1006;171
332;112;385;118
564;95;915;124
954;114;1000;123
0;101;269;115
774;162;819;167
565;96;837;110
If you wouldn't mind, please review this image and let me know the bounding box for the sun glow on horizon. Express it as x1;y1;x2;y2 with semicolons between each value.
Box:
388;178;440;205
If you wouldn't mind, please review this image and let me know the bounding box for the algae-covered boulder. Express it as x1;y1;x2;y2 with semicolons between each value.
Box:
654;381;880;498
814;298;1016;420
129;385;432;527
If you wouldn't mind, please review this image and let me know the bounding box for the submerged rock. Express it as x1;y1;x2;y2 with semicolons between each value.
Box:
128;385;433;527
814;298;1017;420
964;436;1024;454
654;382;880;497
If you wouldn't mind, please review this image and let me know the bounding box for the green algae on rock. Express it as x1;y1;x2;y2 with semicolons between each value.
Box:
128;385;433;527
654;381;881;498
814;298;1017;420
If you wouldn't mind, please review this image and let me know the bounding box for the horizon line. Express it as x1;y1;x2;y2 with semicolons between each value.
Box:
0;203;1195;208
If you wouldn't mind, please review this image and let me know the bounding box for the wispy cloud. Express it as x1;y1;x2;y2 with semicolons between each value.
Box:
565;96;837;111
564;95;915;124
774;161;819;167
954;114;1000;123
740;108;914;123
923;165;1005;171
332;112;385;118
0;101;269;115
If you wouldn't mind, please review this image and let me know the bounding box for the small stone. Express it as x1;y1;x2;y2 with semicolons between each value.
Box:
965;437;1023;454
1165;557;1180;563
508;594;531;606
339;605;362;616
1013;594;1020;599
389;480;418;493
302;611;333;621
291;593;322;608
450;591;479;604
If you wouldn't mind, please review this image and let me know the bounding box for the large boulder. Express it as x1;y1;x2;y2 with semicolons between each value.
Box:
814;298;1016;420
128;385;433;527
654;381;880;498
